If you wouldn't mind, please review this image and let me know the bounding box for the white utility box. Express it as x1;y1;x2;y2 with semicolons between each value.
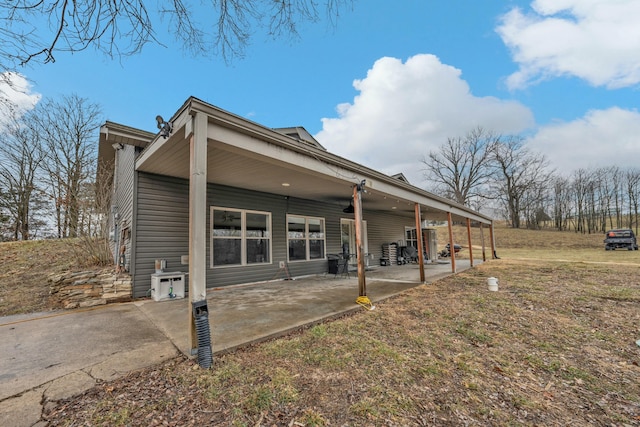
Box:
150;272;185;301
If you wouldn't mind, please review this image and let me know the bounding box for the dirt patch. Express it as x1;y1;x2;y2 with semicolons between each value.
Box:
44;258;640;426
0;239;81;316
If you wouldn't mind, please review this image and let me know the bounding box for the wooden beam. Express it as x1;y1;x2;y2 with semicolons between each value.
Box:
489;222;497;259
447;212;456;273
480;223;486;262
188;111;208;351
466;218;474;267
414;203;425;283
353;184;366;297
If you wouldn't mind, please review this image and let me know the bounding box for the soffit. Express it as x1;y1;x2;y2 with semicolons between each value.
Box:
136;133;455;220
133;99;492;224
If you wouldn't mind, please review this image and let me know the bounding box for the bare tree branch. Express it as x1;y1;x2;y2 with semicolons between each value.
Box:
421;126;497;206
0;0;352;68
489;136;552;229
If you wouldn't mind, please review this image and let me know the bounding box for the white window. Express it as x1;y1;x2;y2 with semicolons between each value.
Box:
211;207;271;267
287;215;326;262
405;227;418;248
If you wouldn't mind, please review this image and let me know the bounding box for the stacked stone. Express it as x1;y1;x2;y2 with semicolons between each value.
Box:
48;269;132;309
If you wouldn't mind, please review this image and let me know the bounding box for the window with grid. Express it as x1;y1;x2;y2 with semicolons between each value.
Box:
211;208;271;267
287;215;326;261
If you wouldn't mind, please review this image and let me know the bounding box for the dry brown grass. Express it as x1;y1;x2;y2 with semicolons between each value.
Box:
438;222;640;264
0;239;81;316
43;225;640;426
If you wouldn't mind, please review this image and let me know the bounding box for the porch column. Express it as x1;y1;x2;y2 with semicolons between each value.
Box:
480;223;487;262
414;203;425;283
353;183;366;297
466;218;474;267
489;221;497;259
447;212;456;273
189;111;208;352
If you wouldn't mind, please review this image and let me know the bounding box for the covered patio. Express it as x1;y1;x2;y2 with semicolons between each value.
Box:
139;259;478;356
102;97;497;360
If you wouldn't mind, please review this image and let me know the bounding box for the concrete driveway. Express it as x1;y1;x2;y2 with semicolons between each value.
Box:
0;260;474;427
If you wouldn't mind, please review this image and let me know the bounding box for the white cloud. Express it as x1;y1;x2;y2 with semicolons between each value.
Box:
0;72;41;127
526;107;640;174
497;0;640;89
314;54;534;186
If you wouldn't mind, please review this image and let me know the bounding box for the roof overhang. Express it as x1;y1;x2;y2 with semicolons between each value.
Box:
107;97;492;225
98;121;155;184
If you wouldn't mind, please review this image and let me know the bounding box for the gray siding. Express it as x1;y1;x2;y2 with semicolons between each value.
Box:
132;172;416;298
133;173;189;297
364;210;415;264
112;145;136;270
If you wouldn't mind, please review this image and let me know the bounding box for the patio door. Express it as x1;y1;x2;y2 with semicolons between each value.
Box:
340;218;368;266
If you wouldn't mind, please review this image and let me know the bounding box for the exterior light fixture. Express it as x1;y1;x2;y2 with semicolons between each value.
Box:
156;115;173;139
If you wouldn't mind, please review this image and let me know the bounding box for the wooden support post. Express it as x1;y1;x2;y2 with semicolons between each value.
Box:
480;223;486;262
447;212;456;273
466;218;474;267
189;111;208;352
353;184;366;297
489;222;497;259
414;203;425;283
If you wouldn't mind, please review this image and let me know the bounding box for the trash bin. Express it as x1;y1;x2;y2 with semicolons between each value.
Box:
328;254;339;274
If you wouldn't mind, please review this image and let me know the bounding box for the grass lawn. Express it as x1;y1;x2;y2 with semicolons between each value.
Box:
40;225;640;426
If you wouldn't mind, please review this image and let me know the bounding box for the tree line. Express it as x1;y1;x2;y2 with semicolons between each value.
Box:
423;127;639;234
0;94;103;241
2;103;635;243
1;1;353;243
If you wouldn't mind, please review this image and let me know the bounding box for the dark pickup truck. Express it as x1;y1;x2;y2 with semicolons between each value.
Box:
604;229;638;251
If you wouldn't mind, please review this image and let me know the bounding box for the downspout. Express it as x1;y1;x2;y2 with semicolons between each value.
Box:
111;143;121;266
130;155;139;281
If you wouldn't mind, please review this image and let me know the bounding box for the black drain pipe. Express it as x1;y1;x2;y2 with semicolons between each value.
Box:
192;300;213;368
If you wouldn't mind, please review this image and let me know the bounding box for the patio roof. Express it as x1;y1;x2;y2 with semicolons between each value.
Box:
107;96;492;225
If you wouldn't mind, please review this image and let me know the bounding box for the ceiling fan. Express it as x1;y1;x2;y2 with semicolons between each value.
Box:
221;211;240;222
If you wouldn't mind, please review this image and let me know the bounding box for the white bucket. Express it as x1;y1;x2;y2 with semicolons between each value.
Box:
487;277;499;291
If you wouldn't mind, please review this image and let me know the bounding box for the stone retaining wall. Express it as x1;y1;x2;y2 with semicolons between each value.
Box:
48;269;132;309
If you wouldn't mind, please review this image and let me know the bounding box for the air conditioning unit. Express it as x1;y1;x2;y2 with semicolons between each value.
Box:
150;272;185;301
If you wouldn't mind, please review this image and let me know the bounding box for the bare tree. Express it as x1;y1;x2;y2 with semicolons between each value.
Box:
551;175;573;231
571;168;592;234
422;127;497;206
489;136;551;229
0;0;352;68
34;94;103;238
626;168;640;233
0;114;46;240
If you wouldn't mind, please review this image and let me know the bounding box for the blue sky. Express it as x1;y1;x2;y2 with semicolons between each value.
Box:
3;0;640;186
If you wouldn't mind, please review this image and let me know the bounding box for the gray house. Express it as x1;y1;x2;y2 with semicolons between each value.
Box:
98;96;496;301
